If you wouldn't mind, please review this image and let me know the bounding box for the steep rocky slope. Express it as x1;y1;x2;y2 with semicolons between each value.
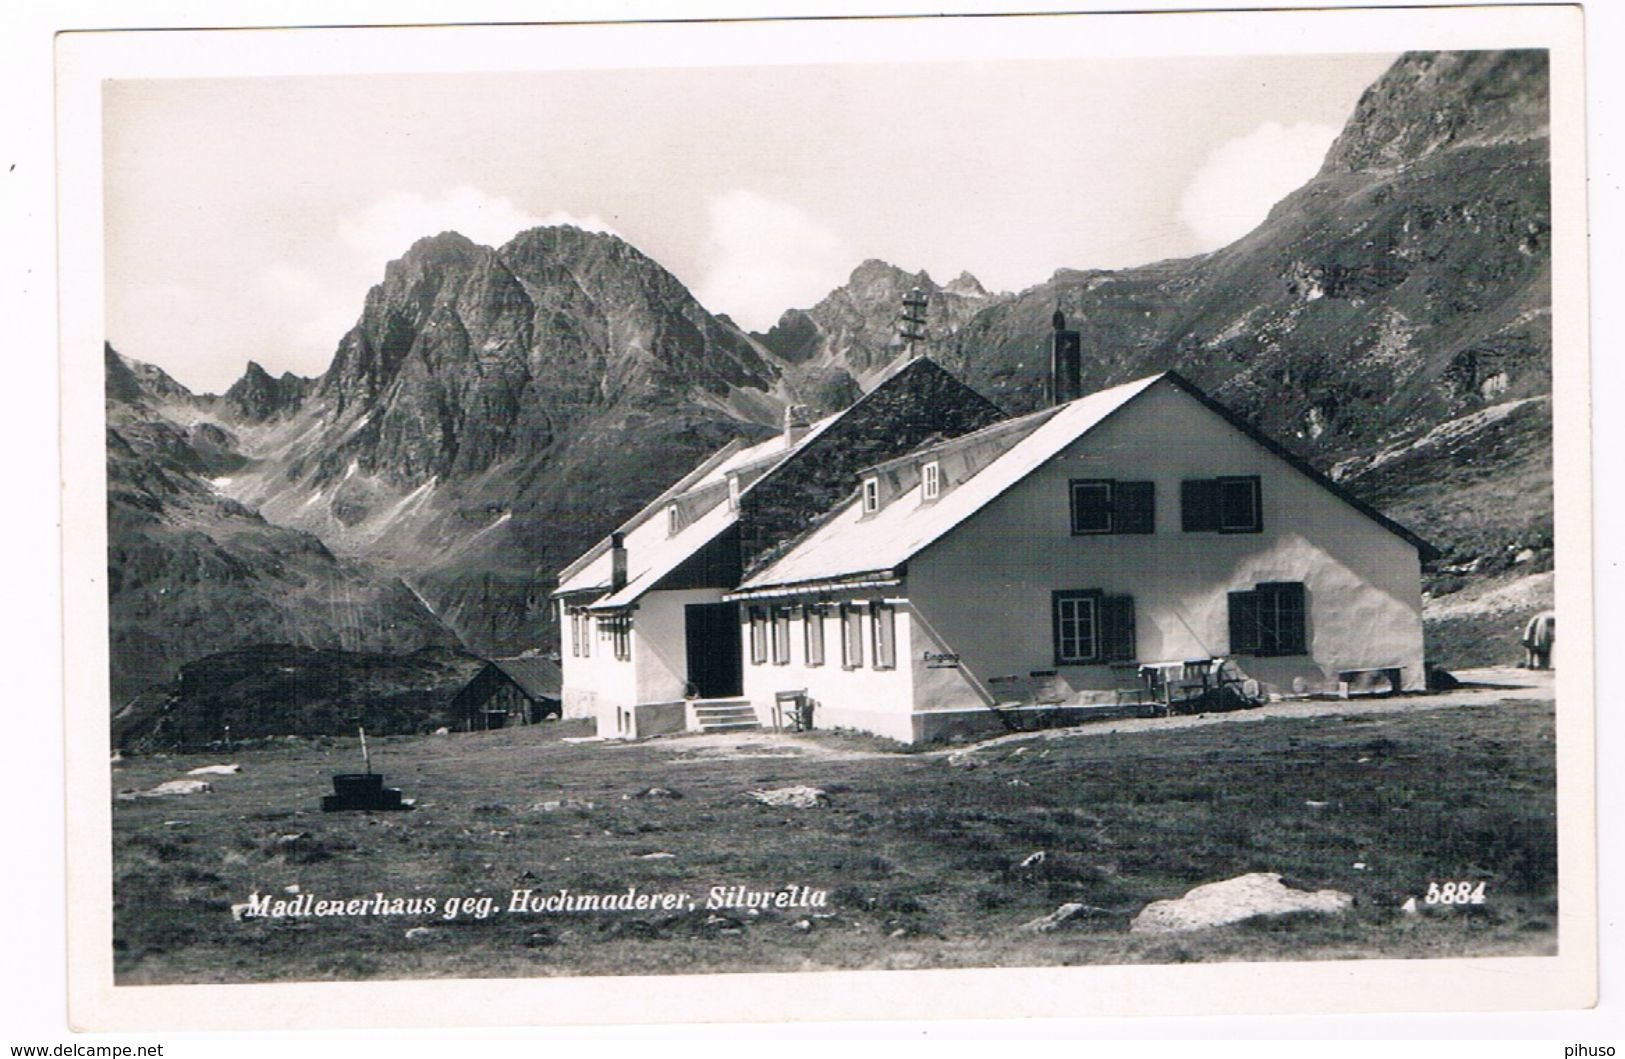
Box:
219;227;792;658
105;346;460;702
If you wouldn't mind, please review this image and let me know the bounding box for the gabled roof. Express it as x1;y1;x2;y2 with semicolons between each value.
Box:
486;656;562;700
735;375;1164;591
586;498;738;611
734;372;1434;594
551;355;973;606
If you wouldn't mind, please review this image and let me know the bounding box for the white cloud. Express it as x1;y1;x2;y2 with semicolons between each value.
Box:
692;190;853;331
1179;122;1340;251
337;187;615;268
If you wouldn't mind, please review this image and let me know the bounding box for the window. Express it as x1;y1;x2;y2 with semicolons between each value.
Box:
1228;581;1307;656
1070;479;1155;535
568;611;579;657
840;603;864;669
579;613;590;658
1181;475;1262;533
871;603;897;670
772;607;793;665
748;607;768;665
607;615;631;661
803;604;826;667
667;503;682;536
1052;591;1100;664
1050;591;1137;665
862;476;880;514
921;461;941;500
727;475;741;510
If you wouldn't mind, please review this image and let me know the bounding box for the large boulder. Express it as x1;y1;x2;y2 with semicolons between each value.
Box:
1130;872;1352;934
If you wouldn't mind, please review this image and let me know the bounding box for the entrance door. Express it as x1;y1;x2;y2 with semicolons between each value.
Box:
685;602;743;698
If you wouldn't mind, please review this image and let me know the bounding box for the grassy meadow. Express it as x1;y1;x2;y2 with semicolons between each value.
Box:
111;696;1557;984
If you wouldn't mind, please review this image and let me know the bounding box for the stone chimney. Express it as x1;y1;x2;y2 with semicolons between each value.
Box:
783;403;811;449
610;531;627;591
1047;308;1082;406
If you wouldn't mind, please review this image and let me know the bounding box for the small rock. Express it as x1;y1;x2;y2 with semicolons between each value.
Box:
1401;896;1419;915
1130;872;1354;934
791;919;813;932
404;926;438;941
187;763;242;776
116;778;213;800
1018;850;1047;869
162;820;188;828
433;727;450;736
1305;800;1329;809
638;851;676;859
523;929;556;948
634;786;683;800
230;893;261;921
747;785;828;809
1353;862;1367;870
283;884;300;894
1514;548;1536;564
1021;902;1087;933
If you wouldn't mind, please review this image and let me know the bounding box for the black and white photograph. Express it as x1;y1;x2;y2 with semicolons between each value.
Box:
49;2;1596;1031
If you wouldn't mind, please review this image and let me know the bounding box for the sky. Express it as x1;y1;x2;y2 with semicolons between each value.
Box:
104;51;1397;394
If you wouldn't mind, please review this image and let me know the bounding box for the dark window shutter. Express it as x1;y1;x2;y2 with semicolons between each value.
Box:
1102;594;1138;661
1070;480;1113;534
1182;479;1220;532
1228;590;1260;654
1115;481;1155;534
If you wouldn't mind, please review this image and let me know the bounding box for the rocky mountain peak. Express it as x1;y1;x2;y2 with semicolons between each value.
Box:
944;271;990;298
1321;50;1549;175
223;359;309;422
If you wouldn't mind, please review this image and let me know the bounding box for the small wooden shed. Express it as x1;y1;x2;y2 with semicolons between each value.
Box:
452;656;563;730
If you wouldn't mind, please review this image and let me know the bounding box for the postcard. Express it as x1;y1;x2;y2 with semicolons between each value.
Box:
56;3;1594;1030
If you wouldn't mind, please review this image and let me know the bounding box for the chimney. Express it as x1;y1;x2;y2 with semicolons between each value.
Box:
610;531;627;591
1048;308;1082;406
783;403;810;449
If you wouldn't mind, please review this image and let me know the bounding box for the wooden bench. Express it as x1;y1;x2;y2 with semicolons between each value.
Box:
1337;668;1403;696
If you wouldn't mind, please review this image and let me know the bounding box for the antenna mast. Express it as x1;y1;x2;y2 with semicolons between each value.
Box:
899;286;929;357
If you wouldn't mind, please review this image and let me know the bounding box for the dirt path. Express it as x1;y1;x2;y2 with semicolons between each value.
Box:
641;667;1555;764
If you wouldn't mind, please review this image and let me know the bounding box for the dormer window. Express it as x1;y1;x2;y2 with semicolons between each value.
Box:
862;476;880;514
727;475;741;510
921;461;941;501
667;503;681;536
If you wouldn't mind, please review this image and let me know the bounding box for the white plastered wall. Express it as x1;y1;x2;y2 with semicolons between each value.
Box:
907;382;1426;702
739;593;919;742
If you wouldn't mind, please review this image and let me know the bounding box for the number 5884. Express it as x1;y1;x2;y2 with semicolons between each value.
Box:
1425;880;1487;905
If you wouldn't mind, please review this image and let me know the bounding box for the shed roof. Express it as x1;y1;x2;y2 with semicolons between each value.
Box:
486;656;562;700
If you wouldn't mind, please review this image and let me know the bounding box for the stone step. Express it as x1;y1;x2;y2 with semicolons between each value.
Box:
697;719;761;731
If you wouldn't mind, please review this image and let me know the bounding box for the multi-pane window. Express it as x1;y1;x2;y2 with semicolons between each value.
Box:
772;607;793;665
1228;581;1307;656
871;603;896;670
921;461;941;501
862;477;880;514
1052;591;1099;664
569;611;580;657
748;606;768;665
803;604;826;667
1070;479;1155;535
840;603;864;669
1052;591;1138;664
1182;475;1262;533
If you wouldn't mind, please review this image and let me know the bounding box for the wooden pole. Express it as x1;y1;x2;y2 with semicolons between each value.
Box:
359;726;371;775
